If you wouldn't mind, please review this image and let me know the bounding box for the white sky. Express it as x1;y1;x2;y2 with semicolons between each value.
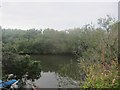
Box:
0;0;119;30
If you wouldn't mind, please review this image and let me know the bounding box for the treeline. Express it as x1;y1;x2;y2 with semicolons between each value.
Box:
2;28;77;55
2;21;117;56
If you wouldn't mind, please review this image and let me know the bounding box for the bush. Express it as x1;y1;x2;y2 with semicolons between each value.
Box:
2;52;41;80
80;59;119;88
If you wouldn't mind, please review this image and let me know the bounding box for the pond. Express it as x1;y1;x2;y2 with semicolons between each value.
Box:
3;55;83;88
31;55;80;88
31;55;82;88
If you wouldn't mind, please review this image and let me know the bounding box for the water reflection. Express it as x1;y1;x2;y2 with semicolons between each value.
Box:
32;55;81;88
35;72;58;88
3;54;82;88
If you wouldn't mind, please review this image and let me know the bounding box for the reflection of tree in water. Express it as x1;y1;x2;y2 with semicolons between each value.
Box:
2;53;41;80
57;59;85;87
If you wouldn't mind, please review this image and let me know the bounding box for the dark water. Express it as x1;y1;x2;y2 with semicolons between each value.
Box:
31;55;81;88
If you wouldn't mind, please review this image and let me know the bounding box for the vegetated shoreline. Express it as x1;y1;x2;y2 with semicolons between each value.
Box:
2;15;119;88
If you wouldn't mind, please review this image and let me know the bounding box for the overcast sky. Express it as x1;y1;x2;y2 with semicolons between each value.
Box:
0;1;118;30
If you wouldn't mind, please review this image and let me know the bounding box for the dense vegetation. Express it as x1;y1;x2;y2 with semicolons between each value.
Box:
1;15;119;87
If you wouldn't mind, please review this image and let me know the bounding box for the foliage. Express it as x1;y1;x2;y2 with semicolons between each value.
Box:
2;52;41;80
79;15;119;88
80;59;119;88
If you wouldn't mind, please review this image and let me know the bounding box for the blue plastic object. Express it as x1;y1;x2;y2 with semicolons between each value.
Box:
0;79;17;88
0;80;3;88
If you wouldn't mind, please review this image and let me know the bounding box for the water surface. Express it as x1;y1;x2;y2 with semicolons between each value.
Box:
31;55;81;88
